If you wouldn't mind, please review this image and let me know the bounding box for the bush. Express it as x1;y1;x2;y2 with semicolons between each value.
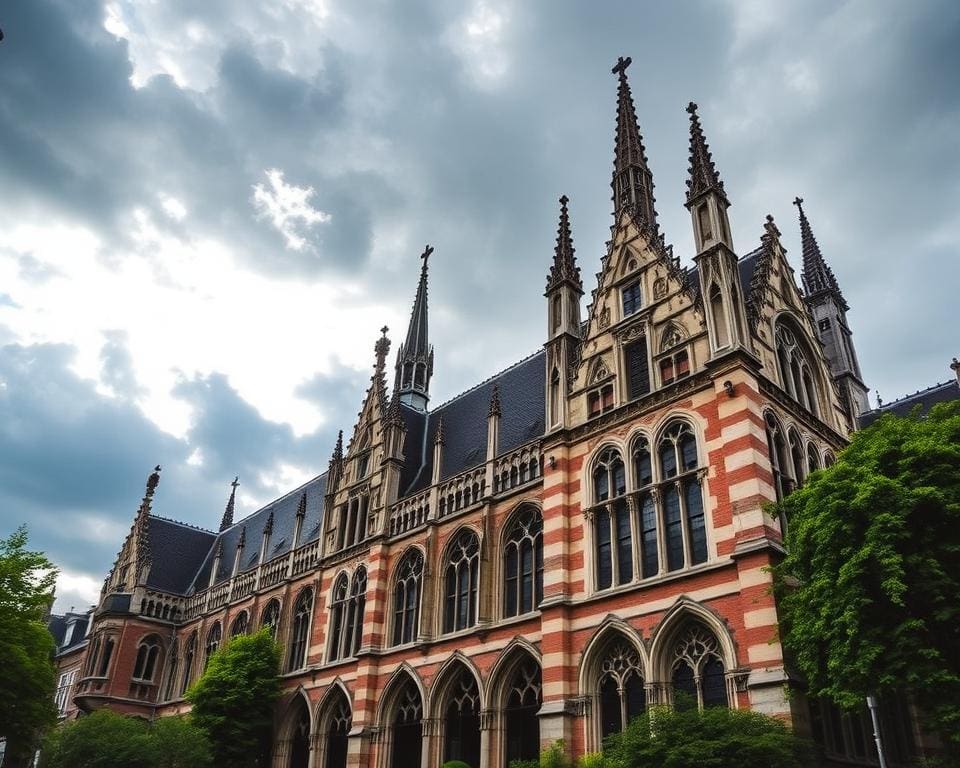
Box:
603;705;812;768
442;762;473;768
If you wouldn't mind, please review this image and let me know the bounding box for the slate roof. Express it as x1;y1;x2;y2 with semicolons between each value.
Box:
402;350;546;495
858;380;959;428
48;612;91;655
146;517;217;594
191;473;327;590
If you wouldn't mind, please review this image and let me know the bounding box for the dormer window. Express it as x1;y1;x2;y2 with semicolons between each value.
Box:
622;281;642;317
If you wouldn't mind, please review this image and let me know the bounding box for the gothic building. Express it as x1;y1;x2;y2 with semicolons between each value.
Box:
56;57;929;767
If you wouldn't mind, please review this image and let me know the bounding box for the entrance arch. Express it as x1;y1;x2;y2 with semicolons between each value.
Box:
316;685;351;768
285;694;312;768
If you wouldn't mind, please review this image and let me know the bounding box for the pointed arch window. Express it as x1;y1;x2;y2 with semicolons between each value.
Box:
775;322;820;416
162;640;179;701
323;690;351;768
443;670;481;768
261;599;281;639
180;632;197;695
204;622;222;669
632;437;658;579
230;611;249;638
288;588;313;672
503;506;543;618
391;678;423;768
658;422;708;571
505;659;542;765
598;641;646;738
549;367;561;426
132;636;162;682
392;549;423;646
443;530;480;633
671;623;728;709
788;429;806;489
97;636;116;677
329;568;366;661
709;284;730;349
592;448;632;590
658;325;691;386
807;443;822;476
764;412;795;507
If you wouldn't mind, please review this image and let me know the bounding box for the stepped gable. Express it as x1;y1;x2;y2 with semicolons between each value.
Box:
403;350;546;495
191;473;328;591
143;517;216;594
859;380;958;428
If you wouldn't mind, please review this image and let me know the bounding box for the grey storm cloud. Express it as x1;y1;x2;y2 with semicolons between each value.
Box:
0;0;957;605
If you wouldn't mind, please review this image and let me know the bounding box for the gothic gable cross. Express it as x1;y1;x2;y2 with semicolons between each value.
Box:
612;56;632;76
421;244;433;264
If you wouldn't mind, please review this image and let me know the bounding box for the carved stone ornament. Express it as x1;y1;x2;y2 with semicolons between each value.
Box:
653;276;668;299
593;364;609;383
617;322;646;343
599;306;611;329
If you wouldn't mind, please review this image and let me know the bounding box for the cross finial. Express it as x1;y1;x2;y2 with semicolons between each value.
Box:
686;101;698;115
559;194;568;207
380;325;389;337
231;475;239;490
793;196;804;210
420;244;433;263
612;56;632;76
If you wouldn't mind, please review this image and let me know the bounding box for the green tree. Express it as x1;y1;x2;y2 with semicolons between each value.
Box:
773;401;960;754
187;628;282;768
601;705;811;768
0;526;58;767
39;710;211;768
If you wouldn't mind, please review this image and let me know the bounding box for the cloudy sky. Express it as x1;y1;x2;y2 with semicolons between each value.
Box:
0;0;956;612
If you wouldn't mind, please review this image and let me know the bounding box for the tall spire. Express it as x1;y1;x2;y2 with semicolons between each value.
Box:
794;197;846;309
685;102;727;207
134;465;160;583
219;476;239;532
394;245;435;411
611;56;658;232
545;195;582;294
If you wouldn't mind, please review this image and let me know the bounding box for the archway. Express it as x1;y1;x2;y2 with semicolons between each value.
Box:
437;662;482;768
379;670;424;768
287;695;311;768
318;686;351;768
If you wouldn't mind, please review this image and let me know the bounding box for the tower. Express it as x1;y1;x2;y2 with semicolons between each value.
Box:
685;102;750;357
544;195;583;431
794;197;870;423
611;56;658;232
394;245;434;412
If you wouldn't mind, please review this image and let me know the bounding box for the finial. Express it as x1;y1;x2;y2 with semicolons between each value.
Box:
219;476;239;532
295;492;307;520
612;55;632;76
611;54;657;230
876;390;883;407
145;465;161;498
793;196;804;210
374;327;391;373
421;244;433;264
237;525;246;549
264;510;274;537
488;384;502;418
685;100;726;207
434;415;445;445
950;357;960;384
686;101;698;115
546;194;582;294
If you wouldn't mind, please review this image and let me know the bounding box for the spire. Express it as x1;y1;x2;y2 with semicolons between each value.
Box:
611;56;658;232
329;430;344;470
488;384;502;417
747;215;779;328
237;525;246;550
685;102;727;207
134;464;160;582
545;195;582;294
394;245;435;411
219;476;239;532
794;197;847;309
264;510;274;537
295;492;307;521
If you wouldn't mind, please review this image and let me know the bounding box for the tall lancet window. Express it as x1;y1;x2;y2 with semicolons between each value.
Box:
598;641;646;738
443;529;480;634
329;568;366;661
593;448;631;590
204;622;221;670
632;437;659;578
658;422;708;571
180;632;197;695
288;587;313;672
503;506;543;617
549;367;561;426
709;284;729;349
671;623;728;709
392;548;423;646
775;322;820;416
261;599;281;639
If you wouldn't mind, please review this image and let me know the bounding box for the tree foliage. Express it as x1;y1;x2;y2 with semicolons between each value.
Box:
39;710;211;768
187;628;282;768
0;526;58;765
773;401;960;751
600;705;812;768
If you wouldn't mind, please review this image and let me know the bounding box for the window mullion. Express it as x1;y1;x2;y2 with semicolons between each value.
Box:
677;478;691;568
654;486;667;576
627;494;640;582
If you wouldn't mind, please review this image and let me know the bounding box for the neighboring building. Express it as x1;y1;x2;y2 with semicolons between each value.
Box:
55;57;943;768
48;609;92;722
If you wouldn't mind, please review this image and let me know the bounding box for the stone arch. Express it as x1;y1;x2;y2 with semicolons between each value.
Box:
315;680;352;768
277;687;313;768
576;616;648;693
431;653;484;768
436;525;482;636
623;427;655;490
377;664;426;768
582;439;627;504
488;639;543;767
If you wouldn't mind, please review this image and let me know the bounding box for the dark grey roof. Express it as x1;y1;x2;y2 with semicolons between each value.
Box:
47;615;67;645
403;351;545;495
146;517;216;594
858;380;959;428
192;473;328;590
48;612;90;654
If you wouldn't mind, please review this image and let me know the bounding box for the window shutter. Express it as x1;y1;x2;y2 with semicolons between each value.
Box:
625;338;650;400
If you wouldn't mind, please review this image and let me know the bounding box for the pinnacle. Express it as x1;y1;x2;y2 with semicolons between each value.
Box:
794;197;845;307
488;384;502;418
685;101;726;207
611;55;658;231
219;476;239;532
546;194;582;294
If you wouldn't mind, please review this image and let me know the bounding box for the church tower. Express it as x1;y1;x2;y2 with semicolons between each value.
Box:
394;245;434;412
794;198;870;424
685;103;750;357
544;195;583;431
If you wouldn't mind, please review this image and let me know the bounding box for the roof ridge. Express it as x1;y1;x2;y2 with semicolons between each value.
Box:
150;515;216;535
868;380;956;412
428;348;544;412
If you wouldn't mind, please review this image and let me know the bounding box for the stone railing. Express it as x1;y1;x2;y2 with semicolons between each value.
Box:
438;466;486;518
139;590;186;622
259;555;289;589
388;488;431;537
493;442;542;494
184;592;207;621
292;540;320;576
231;570;256;602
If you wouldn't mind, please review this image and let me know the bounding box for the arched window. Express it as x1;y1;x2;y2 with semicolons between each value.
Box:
162;640;179;701
132;636;161;682
97;636;115;677
504;658;542;765
765;412;791;501
288;696;311;768
329;568;366;662
85;636;101;676
671;623;728;709
709;284;730;349
288;588;313;672
443;669;481;768
503;507;543;618
549;367;561;426
230;611;249;638
391;678;423;768
824;451;836;468
323;690;351;768
807;443;822;476
788;429;806;489
659;422;707;571
632;437;658;579
392;549;423;646
775;322;820;416
204;622;222;669
592;448;631;590
443;530;480;634
261;599;281;639
598;641;646;738
180;632;197;695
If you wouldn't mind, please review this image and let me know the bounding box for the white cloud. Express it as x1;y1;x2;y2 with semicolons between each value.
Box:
252;169;332;251
160;195;188;222
55;568;103;613
447;1;511;87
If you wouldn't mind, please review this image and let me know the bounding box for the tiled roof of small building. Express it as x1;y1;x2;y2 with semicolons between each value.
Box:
858;380;959;428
